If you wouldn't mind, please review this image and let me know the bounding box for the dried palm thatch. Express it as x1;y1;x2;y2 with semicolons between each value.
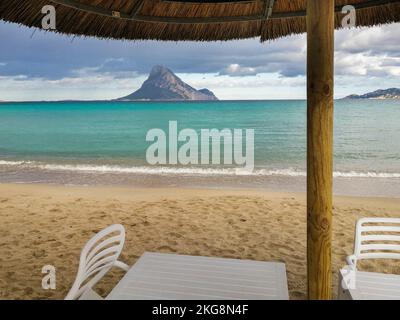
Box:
0;0;399;41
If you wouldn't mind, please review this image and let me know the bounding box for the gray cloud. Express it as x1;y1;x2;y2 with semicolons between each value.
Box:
1;21;398;80
0;21;305;79
0;21;398;100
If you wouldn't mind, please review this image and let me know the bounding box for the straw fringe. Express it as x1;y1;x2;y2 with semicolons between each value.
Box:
0;0;399;41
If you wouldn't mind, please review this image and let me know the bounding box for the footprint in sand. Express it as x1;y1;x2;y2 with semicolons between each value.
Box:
50;241;62;248
167;240;178;246
168;232;183;238
156;245;175;252
23;287;34;296
32;249;46;258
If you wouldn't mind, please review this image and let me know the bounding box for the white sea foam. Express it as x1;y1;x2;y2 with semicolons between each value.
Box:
0;160;399;178
0;160;34;166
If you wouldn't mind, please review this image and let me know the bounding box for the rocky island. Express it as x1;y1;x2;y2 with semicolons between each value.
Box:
118;65;218;101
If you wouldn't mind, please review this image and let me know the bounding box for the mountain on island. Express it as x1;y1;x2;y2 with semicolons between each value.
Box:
343;88;400;100
117;65;218;101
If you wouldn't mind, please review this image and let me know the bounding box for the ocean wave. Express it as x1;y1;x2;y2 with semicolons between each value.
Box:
0;160;399;178
332;171;400;178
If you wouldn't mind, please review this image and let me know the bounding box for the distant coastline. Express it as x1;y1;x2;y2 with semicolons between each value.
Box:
2;88;399;103
0;98;377;104
1;99;307;104
342;88;400;100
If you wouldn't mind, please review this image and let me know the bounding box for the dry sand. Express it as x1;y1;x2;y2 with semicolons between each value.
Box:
0;183;399;300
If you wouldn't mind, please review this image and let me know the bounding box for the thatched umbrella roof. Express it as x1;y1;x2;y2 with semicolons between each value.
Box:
0;0;399;41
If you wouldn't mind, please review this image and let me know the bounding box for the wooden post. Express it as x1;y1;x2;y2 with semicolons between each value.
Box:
306;0;334;300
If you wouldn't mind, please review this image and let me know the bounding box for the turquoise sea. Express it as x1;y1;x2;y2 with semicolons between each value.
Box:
0;100;399;196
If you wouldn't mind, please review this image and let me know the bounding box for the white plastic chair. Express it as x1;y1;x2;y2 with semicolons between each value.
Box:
339;217;400;300
347;217;400;267
65;224;129;300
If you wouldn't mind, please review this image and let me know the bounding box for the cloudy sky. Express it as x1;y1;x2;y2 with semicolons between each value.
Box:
0;21;399;101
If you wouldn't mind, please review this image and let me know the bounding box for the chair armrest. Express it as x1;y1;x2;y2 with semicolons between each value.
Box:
346;254;357;267
113;260;129;272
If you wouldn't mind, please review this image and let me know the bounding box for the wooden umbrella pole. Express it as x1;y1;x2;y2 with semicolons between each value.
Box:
306;0;334;300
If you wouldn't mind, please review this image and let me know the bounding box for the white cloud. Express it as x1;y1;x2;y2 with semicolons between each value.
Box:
336;24;399;55
334;24;400;77
219;64;258;76
181;72;307;100
335;52;400;76
0;72;146;101
70;58;139;79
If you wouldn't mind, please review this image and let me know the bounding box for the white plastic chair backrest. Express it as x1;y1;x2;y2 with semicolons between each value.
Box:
353;217;400;263
65;224;126;300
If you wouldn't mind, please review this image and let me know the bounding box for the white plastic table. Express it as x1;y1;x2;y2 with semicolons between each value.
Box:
340;270;400;300
107;252;289;300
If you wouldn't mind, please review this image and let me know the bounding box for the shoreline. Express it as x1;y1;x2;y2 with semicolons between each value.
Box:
0;183;399;300
2;181;400;201
1;99;399;199
1;171;400;198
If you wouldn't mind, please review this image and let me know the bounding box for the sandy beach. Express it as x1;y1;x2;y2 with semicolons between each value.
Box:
0;183;399;300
